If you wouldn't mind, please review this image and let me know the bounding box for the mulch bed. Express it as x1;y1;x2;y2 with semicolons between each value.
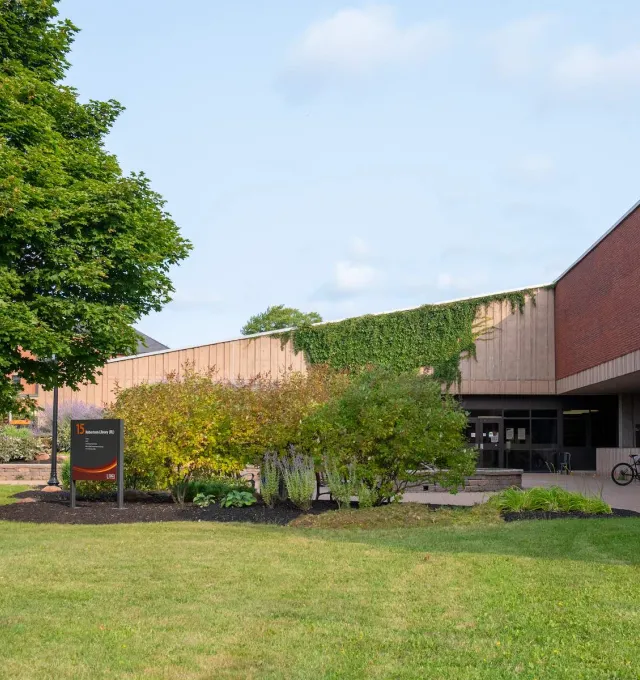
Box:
2;489;639;525
0;489;341;525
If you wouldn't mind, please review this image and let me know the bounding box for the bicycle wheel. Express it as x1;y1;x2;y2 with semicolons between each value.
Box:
612;463;635;486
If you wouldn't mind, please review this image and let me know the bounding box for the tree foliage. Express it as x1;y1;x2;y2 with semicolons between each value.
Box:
0;0;191;416
241;305;322;336
302;367;476;504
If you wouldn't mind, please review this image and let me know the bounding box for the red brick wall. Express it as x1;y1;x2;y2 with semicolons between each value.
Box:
555;204;640;379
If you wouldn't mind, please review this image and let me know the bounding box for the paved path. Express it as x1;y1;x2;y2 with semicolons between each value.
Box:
403;472;640;512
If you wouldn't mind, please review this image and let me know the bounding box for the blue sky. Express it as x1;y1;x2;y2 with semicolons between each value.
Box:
58;0;640;348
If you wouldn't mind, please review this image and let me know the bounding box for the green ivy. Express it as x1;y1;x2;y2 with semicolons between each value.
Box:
289;290;537;385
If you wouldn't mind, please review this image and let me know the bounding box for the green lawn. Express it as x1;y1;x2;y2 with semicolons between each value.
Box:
0;485;29;505
1;506;640;679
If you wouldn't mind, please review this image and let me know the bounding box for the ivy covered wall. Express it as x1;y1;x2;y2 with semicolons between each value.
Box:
290;290;539;385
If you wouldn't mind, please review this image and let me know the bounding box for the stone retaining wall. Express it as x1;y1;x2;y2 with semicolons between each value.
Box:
420;468;523;492
0;463;58;483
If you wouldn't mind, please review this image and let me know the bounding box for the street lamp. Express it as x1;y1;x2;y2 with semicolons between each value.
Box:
47;355;60;487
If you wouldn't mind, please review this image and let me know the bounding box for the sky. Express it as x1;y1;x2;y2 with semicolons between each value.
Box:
58;0;640;349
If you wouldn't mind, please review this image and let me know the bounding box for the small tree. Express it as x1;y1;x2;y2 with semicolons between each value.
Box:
109;369;240;503
240;305;322;335
303;367;475;504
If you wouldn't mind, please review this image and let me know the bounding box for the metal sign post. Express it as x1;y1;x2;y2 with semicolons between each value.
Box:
70;419;125;509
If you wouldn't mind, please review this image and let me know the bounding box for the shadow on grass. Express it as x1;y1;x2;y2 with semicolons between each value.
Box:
295;515;640;566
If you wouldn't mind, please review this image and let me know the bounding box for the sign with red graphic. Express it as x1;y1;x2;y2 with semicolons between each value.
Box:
70;419;123;481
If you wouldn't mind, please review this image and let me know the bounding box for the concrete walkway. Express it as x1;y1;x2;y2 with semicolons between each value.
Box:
403;472;640;512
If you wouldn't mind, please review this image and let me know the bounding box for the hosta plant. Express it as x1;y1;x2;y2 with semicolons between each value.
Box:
193;493;216;508
219;490;256;508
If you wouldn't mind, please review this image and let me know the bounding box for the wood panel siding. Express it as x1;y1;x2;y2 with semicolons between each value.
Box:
37;335;307;410
454;288;555;395
36;288;555;410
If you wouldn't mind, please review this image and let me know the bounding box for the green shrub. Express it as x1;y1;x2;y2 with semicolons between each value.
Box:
0;426;41;462
490;486;612;515
323;457;353;509
260;453;280;508
219;490;256;508
280;452;316;512
303;367;476;504
109;368;243;503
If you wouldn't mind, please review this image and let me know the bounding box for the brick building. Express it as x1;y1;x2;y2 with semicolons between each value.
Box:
31;199;640;474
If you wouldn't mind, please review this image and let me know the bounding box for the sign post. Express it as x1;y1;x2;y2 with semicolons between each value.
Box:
70;419;124;509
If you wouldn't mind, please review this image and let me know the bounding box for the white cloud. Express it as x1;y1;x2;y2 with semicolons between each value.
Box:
488;14;555;77
289;6;451;77
553;44;640;89
334;260;378;292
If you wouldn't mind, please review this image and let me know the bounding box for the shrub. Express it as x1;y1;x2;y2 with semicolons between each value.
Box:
0;426;41;462
490;487;612;514
260;452;280;508
303;367;476;504
323;457;353;509
34;402;104;452
219;490;256;508
221;366;350;463
280;451;316;511
109;367;243;503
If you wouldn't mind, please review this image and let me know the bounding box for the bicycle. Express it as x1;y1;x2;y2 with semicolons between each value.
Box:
611;454;640;485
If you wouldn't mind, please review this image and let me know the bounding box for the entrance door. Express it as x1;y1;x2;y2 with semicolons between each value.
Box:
479;420;502;468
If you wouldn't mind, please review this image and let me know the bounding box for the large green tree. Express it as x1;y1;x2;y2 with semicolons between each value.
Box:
0;1;191;415
241;305;322;335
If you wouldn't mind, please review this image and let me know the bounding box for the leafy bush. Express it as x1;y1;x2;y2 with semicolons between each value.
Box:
303;367;476;504
490;487;612;514
34;402;104;452
193;493;216;508
323;457;353;509
280;451;316;511
109;368;243;503
0;426;41;462
219;490;256;508
260;453;280;508
221;366;350;463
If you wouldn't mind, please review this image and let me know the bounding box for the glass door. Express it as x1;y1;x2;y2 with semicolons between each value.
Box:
479;420;501;468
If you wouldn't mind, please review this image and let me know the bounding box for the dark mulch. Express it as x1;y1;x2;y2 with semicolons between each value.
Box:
503;508;640;522
0;489;341;525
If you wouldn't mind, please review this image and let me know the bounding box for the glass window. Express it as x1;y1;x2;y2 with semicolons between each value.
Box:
504;410;529;418
532;418;558;445
531;409;558;418
466;409;502;418
563;414;587;447
504;419;530;445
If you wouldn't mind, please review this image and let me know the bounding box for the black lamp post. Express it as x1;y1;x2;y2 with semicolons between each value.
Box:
47;356;60;487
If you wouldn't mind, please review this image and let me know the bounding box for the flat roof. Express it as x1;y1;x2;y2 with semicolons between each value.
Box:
110;284;549;364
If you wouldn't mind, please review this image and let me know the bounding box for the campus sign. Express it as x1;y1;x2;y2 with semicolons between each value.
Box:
70;419;124;508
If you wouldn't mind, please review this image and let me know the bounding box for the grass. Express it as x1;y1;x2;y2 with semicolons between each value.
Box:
0;485;29;505
490;486;612;514
2;511;640;679
290;501;502;528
